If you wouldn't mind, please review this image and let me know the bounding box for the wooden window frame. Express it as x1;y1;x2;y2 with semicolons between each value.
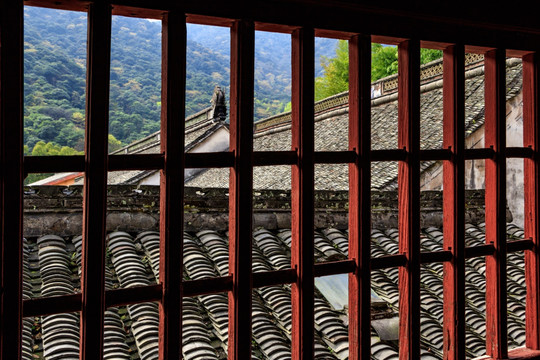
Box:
2;1;540;360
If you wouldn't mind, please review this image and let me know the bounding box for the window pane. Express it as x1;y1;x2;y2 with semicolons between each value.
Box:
420;265;444;358
371;43;398;150
25;311;81;359
109;15;161;148
371;267;400;357
421;161;444;252
505;56;523;148
465;224;487;358
314;275;349;358
182;296;222;359
464;53;485;149
23;185;83;299
252;286;292;358
185;23;230;160
104;302;160;359
183;293;229;357
185;169;230;280
314;37;348;152
24;7;87;157
419;46;443;150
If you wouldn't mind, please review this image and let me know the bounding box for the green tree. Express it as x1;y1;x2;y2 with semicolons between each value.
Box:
315;40;349;101
371;43;399;81
31;141;83;156
313;41;443;102
108;134;123;153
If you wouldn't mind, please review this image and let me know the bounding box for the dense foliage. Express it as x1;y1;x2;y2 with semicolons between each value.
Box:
314;40;443;101
23;7;338;158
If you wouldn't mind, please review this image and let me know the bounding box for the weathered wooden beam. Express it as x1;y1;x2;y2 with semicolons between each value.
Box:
484;48;508;359
80;2;111;359
228;19;255;360
523;51;540;350
442;43;466;360
291;26;315;360
159;10;186;360
397;39;421;360
23;294;82;318
0;1;24;357
348;33;372;360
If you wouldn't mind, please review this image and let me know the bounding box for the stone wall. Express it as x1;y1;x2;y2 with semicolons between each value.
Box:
23;185;495;237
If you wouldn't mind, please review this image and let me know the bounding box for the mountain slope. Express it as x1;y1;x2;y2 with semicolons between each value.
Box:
23;6;337;150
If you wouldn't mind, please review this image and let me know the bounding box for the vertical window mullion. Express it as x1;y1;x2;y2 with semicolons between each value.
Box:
159;10;186;360
484;48;508;359
348;34;371;360
291;27;315;360
522;52;540;350
228;19;255;360
80;3;111;359
397;39;421;360
0;1;24;359
442;44;466;360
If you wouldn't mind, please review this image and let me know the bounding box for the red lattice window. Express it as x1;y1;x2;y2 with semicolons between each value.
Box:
2;1;540;360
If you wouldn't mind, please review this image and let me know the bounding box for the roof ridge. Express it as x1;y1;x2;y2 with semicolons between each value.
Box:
253;55;522;135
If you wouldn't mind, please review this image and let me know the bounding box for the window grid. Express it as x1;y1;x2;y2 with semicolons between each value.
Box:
484;48;508;358
1;2;540;360
159;9;186;359
80;3;111;358
523;52;540;351
442;43;466;360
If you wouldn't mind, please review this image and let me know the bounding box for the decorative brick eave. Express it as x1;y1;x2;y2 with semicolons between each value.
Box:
22;185;498;237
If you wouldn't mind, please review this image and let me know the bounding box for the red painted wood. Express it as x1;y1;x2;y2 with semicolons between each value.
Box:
159;10;186;360
397;39;421;360
508;348;540;359
484;48;508;359
291;27;315;360
80;3;111;359
442;44;466;360
254;22;298;33
523;52;540;350
112;4;166;19
228;19;255;360
477;348;540;360
0;1;24;358
348;34;372;360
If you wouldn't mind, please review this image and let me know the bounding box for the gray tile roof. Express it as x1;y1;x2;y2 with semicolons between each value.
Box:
186;58;523;190
23;221;526;359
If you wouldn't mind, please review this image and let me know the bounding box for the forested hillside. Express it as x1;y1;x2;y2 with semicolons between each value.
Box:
23;6;337;155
